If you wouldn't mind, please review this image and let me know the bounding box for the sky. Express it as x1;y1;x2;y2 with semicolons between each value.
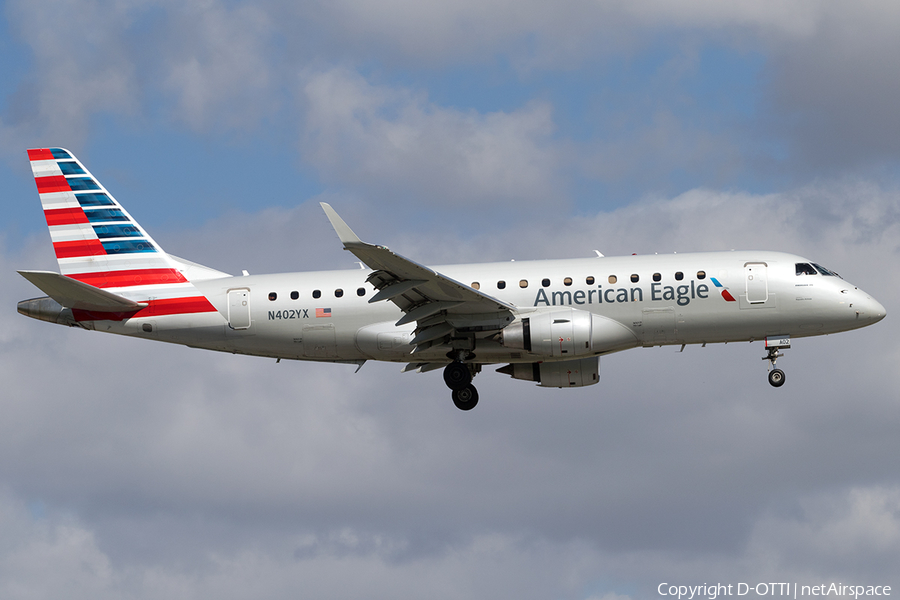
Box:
2;1;900;598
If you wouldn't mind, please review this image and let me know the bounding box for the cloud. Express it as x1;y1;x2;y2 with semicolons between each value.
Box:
159;1;276;131
1;0;137;151
289;0;822;68
4;0;900;191
747;486;900;580
0;493;618;600
764;3;900;173
299;68;563;211
579;110;745;195
0;495;119;600
4;179;900;597
1;0;277;149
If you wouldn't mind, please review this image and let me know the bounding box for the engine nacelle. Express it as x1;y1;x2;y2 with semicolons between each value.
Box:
500;308;637;359
497;357;599;387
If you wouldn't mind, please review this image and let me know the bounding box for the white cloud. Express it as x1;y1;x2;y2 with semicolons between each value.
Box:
1;0;276;148
4;0;900;185
294;0;824;67
2;0;138;150
747;486;900;579
160;1;276;131
299;68;562;210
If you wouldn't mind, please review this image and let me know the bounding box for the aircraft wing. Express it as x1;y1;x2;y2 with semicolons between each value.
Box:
18;270;145;312
321;203;515;355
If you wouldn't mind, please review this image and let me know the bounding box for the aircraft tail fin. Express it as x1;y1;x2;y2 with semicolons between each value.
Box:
26;148;228;291
23;148;228;322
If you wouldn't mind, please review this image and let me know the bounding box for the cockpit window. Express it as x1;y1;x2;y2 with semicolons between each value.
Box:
812;263;841;278
796;263;817;276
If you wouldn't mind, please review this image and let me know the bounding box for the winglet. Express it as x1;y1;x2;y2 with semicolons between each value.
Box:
320;202;363;247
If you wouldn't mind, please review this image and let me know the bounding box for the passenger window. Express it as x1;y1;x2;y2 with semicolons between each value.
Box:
675;272;683;281
471;282;480;290
497;280;506;290
335;289;343;298
586;276;595;285
357;288;366;296
312;290;321;299
652;273;661;282
697;271;706;280
268;292;277;301
519;280;528;288
563;277;572;286
631;274;639;283
542;278;550;287
290;291;299;300
608;275;617;284
796;263;818;276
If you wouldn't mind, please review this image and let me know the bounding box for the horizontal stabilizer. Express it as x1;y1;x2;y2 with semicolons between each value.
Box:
18;270;145;312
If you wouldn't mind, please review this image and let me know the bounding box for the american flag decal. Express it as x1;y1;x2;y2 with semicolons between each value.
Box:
316;308;332;318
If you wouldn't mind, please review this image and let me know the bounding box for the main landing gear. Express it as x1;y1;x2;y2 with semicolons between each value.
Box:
763;345;787;388
443;361;480;410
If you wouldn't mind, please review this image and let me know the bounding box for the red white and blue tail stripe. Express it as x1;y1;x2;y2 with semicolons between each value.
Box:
27;148;220;321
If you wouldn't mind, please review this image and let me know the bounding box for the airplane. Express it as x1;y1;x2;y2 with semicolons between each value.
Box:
17;148;887;410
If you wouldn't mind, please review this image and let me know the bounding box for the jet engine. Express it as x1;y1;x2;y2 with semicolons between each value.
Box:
497;357;600;388
499;307;637;358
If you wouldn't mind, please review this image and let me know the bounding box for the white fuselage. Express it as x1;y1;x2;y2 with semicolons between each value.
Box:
80;250;884;366
18;148;887;404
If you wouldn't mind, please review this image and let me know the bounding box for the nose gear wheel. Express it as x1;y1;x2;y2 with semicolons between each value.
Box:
768;368;786;387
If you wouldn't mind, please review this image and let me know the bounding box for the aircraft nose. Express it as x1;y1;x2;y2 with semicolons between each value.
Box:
867;296;887;323
852;289;886;323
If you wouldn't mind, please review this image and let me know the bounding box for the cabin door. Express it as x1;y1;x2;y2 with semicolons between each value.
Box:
745;263;768;304
227;289;251;330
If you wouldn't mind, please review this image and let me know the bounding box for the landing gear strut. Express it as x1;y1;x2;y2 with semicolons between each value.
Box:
762;337;789;387
443;361;479;410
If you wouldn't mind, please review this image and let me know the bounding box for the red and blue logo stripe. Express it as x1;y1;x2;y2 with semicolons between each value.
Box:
710;277;736;302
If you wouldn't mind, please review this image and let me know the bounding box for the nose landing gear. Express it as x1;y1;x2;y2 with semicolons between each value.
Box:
443;360;480;410
762;335;790;388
